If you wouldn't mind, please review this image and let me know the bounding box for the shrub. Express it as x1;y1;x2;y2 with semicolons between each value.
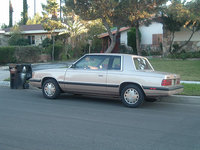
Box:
128;27;141;55
167;51;200;59
0;46;42;64
0;47;16;64
15;46;40;63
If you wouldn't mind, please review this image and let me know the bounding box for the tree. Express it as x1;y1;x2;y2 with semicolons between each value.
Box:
42;0;63;61
181;0;200;50
8;26;29;46
125;0;168;55
161;0;188;53
27;13;43;25
66;0;129;53
161;0;200;53
22;0;28;25
1;24;9;29
61;7;88;48
9;0;13;27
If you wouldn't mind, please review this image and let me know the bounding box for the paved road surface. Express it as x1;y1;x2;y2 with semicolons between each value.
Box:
0;87;200;150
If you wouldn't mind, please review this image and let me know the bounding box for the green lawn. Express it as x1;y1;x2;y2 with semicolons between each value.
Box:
180;83;200;96
149;58;200;81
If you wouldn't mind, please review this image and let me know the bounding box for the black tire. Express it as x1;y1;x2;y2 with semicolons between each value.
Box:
121;84;144;108
42;79;60;99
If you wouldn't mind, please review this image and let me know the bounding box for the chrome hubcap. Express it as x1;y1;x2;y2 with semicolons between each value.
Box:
44;83;56;97
124;88;139;104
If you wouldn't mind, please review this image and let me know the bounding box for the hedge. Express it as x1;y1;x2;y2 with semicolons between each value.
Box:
0;47;16;64
0;46;41;64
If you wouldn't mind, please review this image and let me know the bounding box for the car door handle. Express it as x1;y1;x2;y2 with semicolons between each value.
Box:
98;75;103;77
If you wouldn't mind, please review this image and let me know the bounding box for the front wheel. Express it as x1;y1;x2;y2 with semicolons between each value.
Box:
121;84;144;108
42;79;60;99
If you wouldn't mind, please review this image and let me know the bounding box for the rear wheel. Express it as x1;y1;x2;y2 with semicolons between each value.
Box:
121;84;144;108
42;79;60;99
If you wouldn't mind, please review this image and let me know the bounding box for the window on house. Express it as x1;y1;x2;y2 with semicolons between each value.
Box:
152;34;162;46
28;36;35;45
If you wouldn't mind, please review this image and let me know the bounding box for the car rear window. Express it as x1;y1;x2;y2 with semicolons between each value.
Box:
133;58;153;70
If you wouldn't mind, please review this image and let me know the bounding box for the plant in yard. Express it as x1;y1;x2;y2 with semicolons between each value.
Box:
162;0;200;54
66;0;130;53
42;0;63;61
125;0;168;55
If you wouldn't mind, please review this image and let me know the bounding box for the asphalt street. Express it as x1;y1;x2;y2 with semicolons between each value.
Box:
0;87;200;150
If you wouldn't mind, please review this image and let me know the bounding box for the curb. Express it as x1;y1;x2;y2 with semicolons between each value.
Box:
159;95;200;105
181;81;200;84
0;81;199;105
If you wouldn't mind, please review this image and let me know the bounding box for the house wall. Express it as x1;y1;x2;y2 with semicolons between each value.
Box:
140;22;163;45
163;25;200;54
35;34;48;46
174;28;200;41
24;34;49;46
120;31;128;45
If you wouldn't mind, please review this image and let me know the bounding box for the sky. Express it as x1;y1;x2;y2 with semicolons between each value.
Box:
0;0;192;27
0;0;47;26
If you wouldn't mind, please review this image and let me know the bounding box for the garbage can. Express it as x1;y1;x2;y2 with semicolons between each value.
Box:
9;64;32;89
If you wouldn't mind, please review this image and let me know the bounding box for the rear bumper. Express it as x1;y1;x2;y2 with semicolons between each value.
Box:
143;85;184;97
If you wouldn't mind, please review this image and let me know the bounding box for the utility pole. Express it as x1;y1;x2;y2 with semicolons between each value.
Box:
34;0;36;16
60;0;62;21
9;0;13;27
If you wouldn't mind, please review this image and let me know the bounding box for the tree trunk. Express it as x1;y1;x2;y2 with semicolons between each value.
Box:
169;31;175;54
178;27;195;51
135;21;141;55
102;18;119;53
52;34;55;61
105;36;117;53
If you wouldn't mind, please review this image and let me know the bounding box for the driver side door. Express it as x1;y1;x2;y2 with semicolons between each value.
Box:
64;55;110;94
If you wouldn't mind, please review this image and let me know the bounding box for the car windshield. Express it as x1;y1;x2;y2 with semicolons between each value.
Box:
75;55;109;70
133;58;153;70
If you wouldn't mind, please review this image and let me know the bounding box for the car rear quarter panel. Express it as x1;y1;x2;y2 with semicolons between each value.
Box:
106;55;164;95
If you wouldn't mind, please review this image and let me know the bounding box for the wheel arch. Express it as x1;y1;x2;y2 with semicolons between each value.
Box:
119;82;146;97
42;77;59;87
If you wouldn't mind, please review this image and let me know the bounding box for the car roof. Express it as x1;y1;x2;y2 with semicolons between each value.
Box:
85;53;147;59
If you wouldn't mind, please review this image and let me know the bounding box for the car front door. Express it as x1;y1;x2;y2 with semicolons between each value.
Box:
64;55;110;94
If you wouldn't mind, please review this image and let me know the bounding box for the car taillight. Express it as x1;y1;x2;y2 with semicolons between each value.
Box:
161;79;172;86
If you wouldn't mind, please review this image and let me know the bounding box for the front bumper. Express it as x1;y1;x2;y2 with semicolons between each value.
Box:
29;79;42;88
143;85;184;97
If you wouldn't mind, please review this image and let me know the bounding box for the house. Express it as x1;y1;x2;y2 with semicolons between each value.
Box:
163;26;200;54
0;30;8;46
3;24;62;46
98;22;163;53
98;27;130;53
99;21;200;54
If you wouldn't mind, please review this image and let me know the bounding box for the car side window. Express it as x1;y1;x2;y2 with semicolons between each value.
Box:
110;56;121;70
133;58;153;70
75;55;109;70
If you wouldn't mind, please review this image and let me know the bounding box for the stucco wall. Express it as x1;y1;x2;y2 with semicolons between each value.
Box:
139;22;163;45
174;28;200;41
120;31;128;45
35;34;48;46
